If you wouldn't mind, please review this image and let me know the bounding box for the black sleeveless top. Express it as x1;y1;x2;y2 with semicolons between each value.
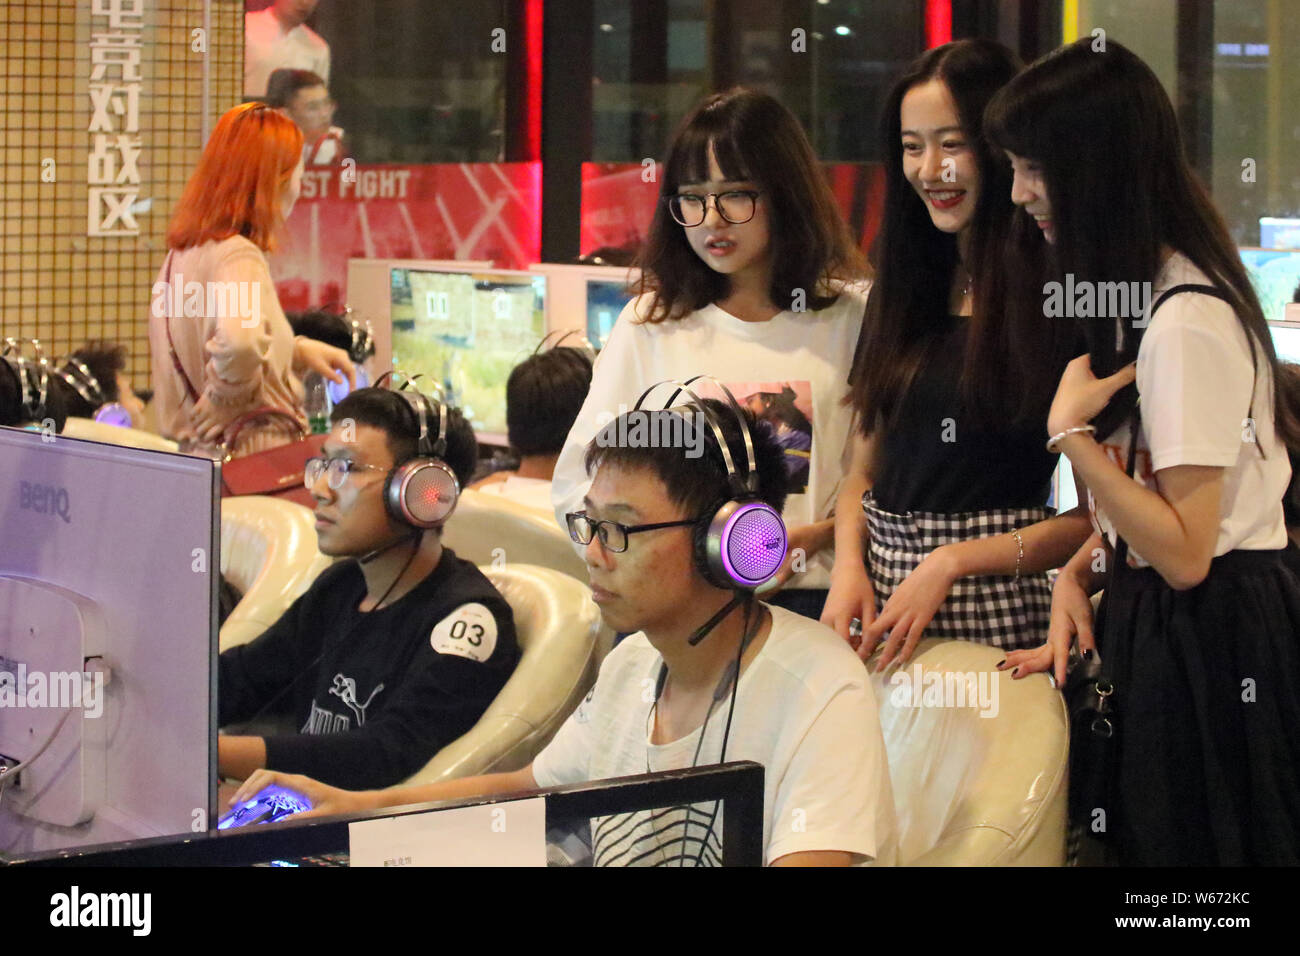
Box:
864;315;1062;514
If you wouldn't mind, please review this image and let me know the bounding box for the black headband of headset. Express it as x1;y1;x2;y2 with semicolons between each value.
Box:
535;328;597;361
392;373;447;460
344;368;451;462
349;317;375;362
2;337;51;420
55;356;108;407
0;354;23;417
632;376;759;497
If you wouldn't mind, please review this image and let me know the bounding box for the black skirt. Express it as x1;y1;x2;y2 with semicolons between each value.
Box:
1097;549;1300;865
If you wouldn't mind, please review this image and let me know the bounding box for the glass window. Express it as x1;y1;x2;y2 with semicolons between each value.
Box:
1209;0;1300;250
1071;0;1300;252
1070;0;1177;91
248;0;510;163
591;0;926;164
591;0;710;163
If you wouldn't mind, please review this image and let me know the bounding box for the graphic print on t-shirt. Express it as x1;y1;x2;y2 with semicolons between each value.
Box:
302;700;349;734
300;672;386;733
329;673;385;726
591;802;725;866
430;603;500;662
690;380;813;495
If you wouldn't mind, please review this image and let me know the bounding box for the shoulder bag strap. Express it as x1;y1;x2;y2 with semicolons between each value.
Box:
162;251;202;405
1107;408;1143;576
1147;282;1231;314
1147;282;1261;437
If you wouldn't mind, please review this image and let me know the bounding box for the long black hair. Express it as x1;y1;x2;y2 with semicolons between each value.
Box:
986;37;1300;448
634;87;868;323
847;39;1066;434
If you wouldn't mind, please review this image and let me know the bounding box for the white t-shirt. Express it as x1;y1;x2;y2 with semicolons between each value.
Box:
551;286;869;589
244;8;331;98
305;126;345;166
474;475;553;513
1090;253;1292;567
532;604;898;866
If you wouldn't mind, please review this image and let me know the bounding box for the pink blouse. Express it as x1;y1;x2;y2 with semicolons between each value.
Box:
148;235;307;458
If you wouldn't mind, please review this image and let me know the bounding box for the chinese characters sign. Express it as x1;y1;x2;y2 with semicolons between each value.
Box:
87;0;145;237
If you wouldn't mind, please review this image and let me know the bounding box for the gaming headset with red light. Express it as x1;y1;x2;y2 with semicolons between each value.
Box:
632;376;789;593
383;379;461;529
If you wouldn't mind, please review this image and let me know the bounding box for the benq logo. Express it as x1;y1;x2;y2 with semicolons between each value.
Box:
19;480;71;524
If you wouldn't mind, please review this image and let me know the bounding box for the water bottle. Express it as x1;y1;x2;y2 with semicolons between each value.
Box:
304;372;331;434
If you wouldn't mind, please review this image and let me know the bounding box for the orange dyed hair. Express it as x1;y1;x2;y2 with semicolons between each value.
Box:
166;102;304;252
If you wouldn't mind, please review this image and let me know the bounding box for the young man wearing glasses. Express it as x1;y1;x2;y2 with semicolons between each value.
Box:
233;400;897;866
217;387;519;790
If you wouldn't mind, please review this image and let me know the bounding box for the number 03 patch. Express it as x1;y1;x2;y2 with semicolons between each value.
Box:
430;603;498;662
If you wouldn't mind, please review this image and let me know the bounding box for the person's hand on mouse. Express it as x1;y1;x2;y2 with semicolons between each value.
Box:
230;769;379;821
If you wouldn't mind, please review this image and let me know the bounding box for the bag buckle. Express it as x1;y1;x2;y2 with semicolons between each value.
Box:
1090;715;1114;739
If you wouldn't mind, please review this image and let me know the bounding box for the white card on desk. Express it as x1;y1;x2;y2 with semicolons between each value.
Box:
348;796;547;867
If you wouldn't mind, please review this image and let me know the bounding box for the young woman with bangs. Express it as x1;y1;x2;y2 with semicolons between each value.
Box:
823;39;1091;664
989;38;1300;865
551;87;870;623
150;101;353;458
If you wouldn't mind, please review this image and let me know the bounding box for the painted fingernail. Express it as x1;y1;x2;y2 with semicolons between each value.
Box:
1011;667;1020;677
996;659;1006;668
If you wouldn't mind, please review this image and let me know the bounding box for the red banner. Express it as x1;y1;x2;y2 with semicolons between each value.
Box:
271;162;542;313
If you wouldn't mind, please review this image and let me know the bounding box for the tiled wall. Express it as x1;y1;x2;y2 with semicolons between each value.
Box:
0;0;242;385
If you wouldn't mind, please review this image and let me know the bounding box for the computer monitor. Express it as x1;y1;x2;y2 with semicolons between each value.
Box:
344;258;494;386
1260;217;1300;251
585;278;638;350
1239;247;1300;322
528;263;638;348
1271;317;1300;364
388;267;547;446
0;428;218;856
13;761;766;867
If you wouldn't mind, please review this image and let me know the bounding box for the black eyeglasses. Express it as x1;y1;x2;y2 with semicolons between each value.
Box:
666;190;761;227
565;511;697;553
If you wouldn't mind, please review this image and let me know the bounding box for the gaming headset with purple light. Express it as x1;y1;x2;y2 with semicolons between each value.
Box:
383;378;461;529
53;355;134;427
632;376;789;594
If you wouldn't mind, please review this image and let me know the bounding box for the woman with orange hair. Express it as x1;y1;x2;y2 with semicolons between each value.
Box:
149;102;353;457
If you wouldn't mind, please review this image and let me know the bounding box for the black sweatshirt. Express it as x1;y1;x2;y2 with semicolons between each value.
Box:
219;548;519;789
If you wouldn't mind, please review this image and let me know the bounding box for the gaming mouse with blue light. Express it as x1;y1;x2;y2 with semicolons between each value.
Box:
217;785;313;830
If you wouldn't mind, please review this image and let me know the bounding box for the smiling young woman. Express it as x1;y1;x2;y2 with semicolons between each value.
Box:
824;39;1088;665
987;37;1300;866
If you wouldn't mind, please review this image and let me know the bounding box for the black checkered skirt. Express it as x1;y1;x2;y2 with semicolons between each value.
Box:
862;491;1053;650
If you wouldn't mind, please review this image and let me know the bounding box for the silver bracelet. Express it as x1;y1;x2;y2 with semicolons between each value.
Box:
1045;424;1096;453
1010;529;1024;582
